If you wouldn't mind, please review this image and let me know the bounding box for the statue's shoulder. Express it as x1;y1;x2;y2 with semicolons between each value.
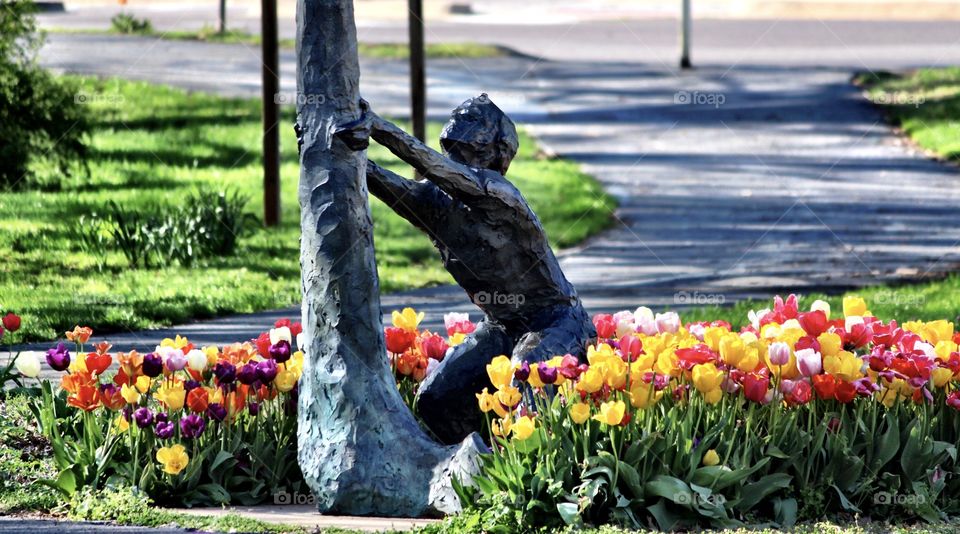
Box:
477;170;527;211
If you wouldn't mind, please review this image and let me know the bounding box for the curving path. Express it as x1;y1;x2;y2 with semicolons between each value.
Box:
12;26;960;358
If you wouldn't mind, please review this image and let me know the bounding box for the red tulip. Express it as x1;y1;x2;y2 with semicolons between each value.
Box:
618;335;643;362
419;332;449;361
593;314;617;339
742;373;769;404
835;380;857;403
812;374;836;400
85;352;113;376
2;313;21;333
385;327;417;354
255;332;272;358
798;311;828;337
787;380;812;405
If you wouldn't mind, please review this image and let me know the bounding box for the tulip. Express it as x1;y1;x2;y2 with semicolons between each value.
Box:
384;327;416;354
207;403;228;422
812;374;836;400
99;384;125;410
702;449;720;466
618;335;643;362
255;332;272;358
186;387;209;413
742;373;769;404
392;308;424;333
496;386;522;409
768;342;791;367
486;355;514;390
947;391;960;411
256;359;278;383
84;351;112;376
537;365;559;385
133;407;154;428
156;381;186;411
511;416;536;441
237;362;258;385
156;444;190;474
655;312;680;334
514;361;531;382
593;400;627;426
67;384;100;411
248;402;260;416
569;402;591;424
165;349;187;372
179;414;206;439
795;348;822;377
798;311;829;337
275;369;298;392
45;343;71;371
843;296;868;317
2;313;21;333
419;333;449;361
691;363;724;393
268;340;292;363
142;353;163;378
15;353;41;378
154;421;175;439
475;387;497;413
213;361;237;384
66;326;93;345
592;314;617;339
120;383;141;404
269;326;292;346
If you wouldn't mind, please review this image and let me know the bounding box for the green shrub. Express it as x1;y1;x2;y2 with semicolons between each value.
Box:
110;13;153;35
76;189;257;268
0;0;89;190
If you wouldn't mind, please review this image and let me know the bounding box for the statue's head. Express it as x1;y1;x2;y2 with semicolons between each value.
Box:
440;94;519;175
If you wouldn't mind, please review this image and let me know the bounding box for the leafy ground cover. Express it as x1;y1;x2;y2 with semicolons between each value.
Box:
0;76;614;342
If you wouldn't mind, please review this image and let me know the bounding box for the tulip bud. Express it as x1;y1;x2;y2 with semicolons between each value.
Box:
15;352;41;378
768;341;791;366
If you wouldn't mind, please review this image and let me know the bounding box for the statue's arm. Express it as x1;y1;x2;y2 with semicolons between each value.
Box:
369;113;485;200
366;162;439;226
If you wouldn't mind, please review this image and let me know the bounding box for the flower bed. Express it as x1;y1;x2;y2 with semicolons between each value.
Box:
453;296;960;530
6;319;305;507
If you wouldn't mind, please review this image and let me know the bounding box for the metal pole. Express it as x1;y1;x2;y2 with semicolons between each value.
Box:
680;0;692;68
408;0;426;142
219;0;227;34
261;0;281;226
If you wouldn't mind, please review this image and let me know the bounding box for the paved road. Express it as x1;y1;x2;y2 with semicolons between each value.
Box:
13;23;960;360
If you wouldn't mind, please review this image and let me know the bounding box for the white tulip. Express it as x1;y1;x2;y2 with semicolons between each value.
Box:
270;326;292;345
15;353;41;378
186;349;208;372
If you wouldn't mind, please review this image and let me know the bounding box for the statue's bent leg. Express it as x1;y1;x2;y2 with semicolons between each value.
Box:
415;320;513;444
511;304;594;365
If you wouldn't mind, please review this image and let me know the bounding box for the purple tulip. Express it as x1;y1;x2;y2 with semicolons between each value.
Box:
45;343;71;371
538;365;559;385
514;361;530;382
133;407;154;428
184;379;201;393
100;383;119;396
165;350;187;372
154;412;169;425
154;421;175;439
247;402;260;416
142;352;163;378
207;403;228;422
180;414;206;439
269;340;292;363
256;359;278;383
213;361;237;384
122;405;133;422
237;362;258;385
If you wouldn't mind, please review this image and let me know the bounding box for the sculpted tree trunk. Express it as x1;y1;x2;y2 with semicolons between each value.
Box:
295;0;482;516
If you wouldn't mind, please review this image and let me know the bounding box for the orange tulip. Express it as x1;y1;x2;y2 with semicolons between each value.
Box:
67;384;101;411
66;326;93;344
62;371;95;395
186;387;209;413
117;351;143;378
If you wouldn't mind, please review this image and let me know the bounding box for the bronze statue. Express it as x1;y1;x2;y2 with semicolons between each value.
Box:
336;94;595;444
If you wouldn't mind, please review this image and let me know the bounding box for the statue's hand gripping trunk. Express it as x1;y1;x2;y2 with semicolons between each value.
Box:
295;0;481;517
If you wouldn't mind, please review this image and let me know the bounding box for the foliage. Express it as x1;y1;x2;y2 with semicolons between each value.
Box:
109;13;152;35
0;76;612;342
73;189;256;269
857;68;960;161
0;0;89;189
0;392;58;513
28;320;304;507
458;295;960;530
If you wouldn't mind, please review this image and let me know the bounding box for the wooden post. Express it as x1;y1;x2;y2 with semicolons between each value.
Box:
680;0;692;69
295;0;481;516
219;0;227;34
408;0;426;142
261;0;281;226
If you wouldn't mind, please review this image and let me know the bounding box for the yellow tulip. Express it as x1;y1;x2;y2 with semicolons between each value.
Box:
486;355;515;389
817;332;843;357
932;367;954;388
604;358;628;389
120;383;141;404
156;444;190;475
691;363;724;393
476;387;496;413
811;299;831;319
569;402;591;424
511;416;536;441
492;417;512;438
135;375;151;394
203;346;221;366
703;327;728;352
577;366;604;393
448;332;467;346
629;384;662;409
702;449;720;466
843;296;868;317
703;387;723;404
823;351;862;382
592;400;626;426
496;386;522;409
527;363;546;388
114;414;129;433
161;335;191;350
719;335;745;367
905;320;955;345
391;308;424;333
935;341;959;362
275;369;298;392
68;357;88;374
156;381;186;411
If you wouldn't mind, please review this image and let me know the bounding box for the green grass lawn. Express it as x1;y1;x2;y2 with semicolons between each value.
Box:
857;67;960;161
0;76;614;342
